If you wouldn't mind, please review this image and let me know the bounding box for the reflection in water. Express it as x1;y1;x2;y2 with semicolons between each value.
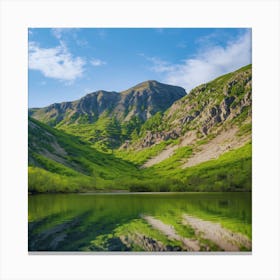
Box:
28;192;251;252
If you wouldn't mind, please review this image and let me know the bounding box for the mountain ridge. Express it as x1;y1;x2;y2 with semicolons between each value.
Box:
29;80;186;125
129;64;252;150
28;65;252;193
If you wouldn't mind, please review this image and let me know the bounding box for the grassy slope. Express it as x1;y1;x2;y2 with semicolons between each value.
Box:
29;118;252;193
122;142;252;192
28;65;252;193
115;64;251;164
125;64;252;147
29;117;251;193
56;112;124;152
28;118;138;193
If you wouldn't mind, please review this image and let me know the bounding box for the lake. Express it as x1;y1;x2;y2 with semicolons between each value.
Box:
28;192;251;252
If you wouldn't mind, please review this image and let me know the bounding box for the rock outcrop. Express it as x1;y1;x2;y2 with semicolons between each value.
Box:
130;65;252;149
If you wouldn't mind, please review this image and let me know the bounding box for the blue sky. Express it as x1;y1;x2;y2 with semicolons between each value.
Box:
28;28;251;108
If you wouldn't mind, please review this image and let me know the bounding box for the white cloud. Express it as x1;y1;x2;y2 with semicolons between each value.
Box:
51;28;64;39
148;57;174;73
90;58;106;66
51;28;79;40
28;42;85;82
51;28;88;48
138;53;175;72
148;30;252;91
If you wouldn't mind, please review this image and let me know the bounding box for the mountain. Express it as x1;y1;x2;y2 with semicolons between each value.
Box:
119;64;251;166
29;80;186;150
112;65;252;192
28;65;252;193
29;80;186;125
130;65;251;147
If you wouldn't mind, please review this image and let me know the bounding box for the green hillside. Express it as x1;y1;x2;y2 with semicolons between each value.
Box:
28;65;252;193
28;117;251;193
29;81;186;150
123;64;252;151
28;118;138;193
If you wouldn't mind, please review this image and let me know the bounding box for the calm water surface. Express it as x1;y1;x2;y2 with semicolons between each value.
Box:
28;192;251;251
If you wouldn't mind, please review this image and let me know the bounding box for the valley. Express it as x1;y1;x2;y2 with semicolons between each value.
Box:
27;28;253;253
28;64;252;193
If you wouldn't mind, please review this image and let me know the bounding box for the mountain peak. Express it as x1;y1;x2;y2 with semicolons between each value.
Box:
135;80;159;87
121;80;186;95
29;80;186;128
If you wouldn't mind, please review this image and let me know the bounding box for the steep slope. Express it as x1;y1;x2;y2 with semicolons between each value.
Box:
29;81;186;150
30;81;186;125
28;118;138;193
29;91;120;126
28;65;252;193
118;80;186;121
120;65;252;168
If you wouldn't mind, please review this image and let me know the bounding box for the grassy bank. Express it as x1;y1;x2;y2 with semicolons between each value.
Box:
28;142;251;193
28;117;251;193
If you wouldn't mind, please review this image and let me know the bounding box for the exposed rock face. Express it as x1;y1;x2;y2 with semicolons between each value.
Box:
29;80;186;126
29;65;251;152
131;65;252;149
139;129;180;148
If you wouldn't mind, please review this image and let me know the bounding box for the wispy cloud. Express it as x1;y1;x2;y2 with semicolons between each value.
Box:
29;41;86;82
139;53;175;72
90;58;106;66
149;58;174;73
146;30;252;91
51;28;77;40
51;28;89;48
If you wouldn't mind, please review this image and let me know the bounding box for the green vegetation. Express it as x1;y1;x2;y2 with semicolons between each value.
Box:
57;113;123;151
28;66;252;253
109;218;182;250
237;123;252;136
29;192;251;251
150;146;193;171
28;118;138;193
181;142;252;192
115;140;175;165
28;166;94;193
28;116;252;193
28;65;252;194
139;112;164;135
161;64;252;136
129;142;252;192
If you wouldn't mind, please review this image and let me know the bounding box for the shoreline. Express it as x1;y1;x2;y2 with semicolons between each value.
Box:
28;190;252;195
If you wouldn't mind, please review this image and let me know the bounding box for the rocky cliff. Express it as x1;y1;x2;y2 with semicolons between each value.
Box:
133;65;252;149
